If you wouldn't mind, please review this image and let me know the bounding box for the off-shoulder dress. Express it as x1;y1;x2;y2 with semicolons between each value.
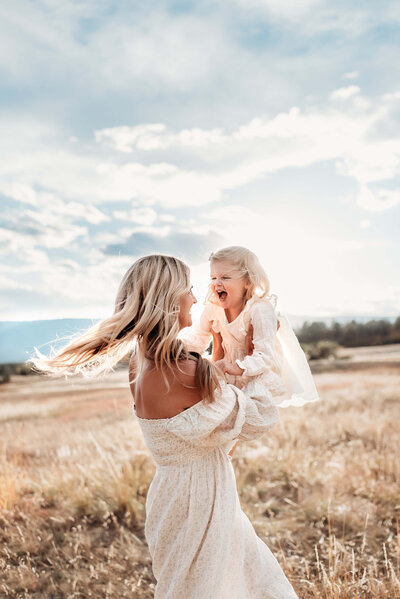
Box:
134;377;299;599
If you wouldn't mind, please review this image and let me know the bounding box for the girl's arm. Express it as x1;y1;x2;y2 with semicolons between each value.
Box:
211;328;224;361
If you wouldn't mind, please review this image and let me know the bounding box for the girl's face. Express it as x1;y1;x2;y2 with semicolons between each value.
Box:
178;283;197;330
210;260;249;310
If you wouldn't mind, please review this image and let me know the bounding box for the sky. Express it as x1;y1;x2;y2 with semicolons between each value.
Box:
0;0;399;323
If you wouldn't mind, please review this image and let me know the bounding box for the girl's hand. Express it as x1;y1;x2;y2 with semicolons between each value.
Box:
210;321;224;361
245;324;254;355
215;359;244;376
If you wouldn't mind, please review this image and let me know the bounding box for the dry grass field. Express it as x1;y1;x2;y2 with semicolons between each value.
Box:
1;346;399;598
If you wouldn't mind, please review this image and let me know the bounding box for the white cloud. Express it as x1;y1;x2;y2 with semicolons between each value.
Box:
8;208;88;248
231;0;324;19
0;274;33;292
95;124;168;153
91;97;400;211
330;85;361;101
95;124;227;153
0;228;50;267
94;162;224;207
92;231;126;245
383;90;400;102
344;71;360;79
51;199;109;225
118;225;171;239
206;205;262;224
0;1;399;322
1;93;399;215
0;2;235;96
356;185;400;212
159;214;176;223
0;182;38;205
112;207;157;226
228;0;379;38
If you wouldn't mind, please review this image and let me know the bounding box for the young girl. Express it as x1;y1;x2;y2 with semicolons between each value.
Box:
181;245;319;409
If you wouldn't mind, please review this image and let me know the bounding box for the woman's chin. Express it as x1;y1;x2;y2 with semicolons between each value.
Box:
184;315;192;328
178;317;192;330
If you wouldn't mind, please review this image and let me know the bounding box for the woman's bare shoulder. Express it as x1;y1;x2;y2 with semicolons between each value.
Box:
131;357;202;419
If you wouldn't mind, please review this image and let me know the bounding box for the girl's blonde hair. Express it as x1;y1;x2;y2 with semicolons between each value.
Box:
207;245;270;305
30;254;220;403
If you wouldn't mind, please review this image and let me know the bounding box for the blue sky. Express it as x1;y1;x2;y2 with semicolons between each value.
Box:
0;0;399;322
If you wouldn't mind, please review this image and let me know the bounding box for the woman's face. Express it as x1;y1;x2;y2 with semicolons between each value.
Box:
210;260;249;310
178;283;197;330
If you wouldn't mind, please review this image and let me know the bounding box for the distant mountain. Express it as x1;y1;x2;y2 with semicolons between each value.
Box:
0;319;99;364
0;314;397;364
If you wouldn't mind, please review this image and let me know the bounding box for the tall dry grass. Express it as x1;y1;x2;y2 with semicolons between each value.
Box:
0;353;399;598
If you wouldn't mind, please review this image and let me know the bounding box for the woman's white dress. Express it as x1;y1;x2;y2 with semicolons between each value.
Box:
134;378;299;599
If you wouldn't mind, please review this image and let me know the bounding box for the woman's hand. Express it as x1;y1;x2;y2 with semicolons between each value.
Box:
215;359;244;376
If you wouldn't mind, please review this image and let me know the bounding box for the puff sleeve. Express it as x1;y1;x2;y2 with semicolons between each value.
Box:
179;304;216;355
166;378;279;448
236;301;281;378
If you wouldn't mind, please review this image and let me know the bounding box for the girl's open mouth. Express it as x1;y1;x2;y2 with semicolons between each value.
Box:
217;291;227;301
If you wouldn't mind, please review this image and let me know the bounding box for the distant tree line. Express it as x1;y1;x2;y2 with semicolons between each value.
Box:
296;317;400;348
1;317;399;381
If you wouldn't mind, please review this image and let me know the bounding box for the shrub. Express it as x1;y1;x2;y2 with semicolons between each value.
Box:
301;341;339;360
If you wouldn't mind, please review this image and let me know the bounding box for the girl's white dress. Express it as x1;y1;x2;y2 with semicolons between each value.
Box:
181;295;319;408
134;377;299;599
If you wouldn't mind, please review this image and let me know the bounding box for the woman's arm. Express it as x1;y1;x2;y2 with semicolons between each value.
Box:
166;377;279;447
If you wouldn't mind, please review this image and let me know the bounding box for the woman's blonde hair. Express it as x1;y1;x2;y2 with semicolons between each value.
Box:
207;245;270;305
30;254;220;403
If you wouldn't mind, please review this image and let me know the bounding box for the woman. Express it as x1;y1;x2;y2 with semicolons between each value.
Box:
32;254;298;599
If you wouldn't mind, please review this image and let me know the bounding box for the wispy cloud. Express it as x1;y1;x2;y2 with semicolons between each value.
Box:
330;86;361;101
0;0;399;320
93;95;400;211
104;230;224;265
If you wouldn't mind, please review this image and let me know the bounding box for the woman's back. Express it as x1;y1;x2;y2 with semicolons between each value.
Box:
129;356;203;420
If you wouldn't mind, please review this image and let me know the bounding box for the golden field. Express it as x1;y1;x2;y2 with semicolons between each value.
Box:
1;346;399;598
